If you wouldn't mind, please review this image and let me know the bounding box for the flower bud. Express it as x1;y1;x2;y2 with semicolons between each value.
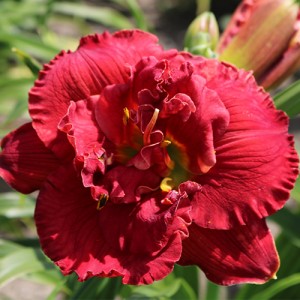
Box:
259;13;300;89
184;12;219;58
218;0;299;80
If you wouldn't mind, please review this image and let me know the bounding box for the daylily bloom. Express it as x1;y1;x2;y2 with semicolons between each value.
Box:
0;30;298;285
218;0;300;89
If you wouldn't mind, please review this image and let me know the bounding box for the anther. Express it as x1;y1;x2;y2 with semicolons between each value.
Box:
160;177;173;193
96;194;109;210
161;139;171;148
123;107;130;125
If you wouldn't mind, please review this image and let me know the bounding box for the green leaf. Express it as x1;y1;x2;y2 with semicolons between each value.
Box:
12;48;41;76
0;193;35;218
126;278;182;299
53;2;134;29
0;32;60;60
0;239;22;258
0;247;53;287
172;279;198;300
125;0;149;31
69;277;120;300
291;176;300;204
4;98;29;125
0;75;32;126
269;208;300;246
119;272;197;300
0;216;25;237
25;270;64;288
0;77;33;111
249;274;300;300
274;79;300;117
173;265;199;298
0;0;46;29
205;280;221;300
46;278;69;300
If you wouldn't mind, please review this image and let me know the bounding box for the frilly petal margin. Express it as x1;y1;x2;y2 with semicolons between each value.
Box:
35;163;192;285
58;96;110;191
190;59;299;229
179;220;279;286
29;30;164;159
0;123;60;194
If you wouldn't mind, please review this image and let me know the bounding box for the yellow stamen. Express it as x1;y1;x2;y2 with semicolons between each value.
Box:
123;107;130;125
160;177;173;193
161;139;172;148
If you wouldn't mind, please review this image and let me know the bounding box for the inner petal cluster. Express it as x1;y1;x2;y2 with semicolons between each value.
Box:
71;54;231;208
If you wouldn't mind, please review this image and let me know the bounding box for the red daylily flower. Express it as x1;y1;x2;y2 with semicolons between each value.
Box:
0;30;298;285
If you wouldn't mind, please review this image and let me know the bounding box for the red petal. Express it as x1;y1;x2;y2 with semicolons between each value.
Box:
104;165;161;204
35;164;191;285
166;77;230;174
179;220;279;285
58;97;110;189
190;60;299;229
58;97;103;155
0;123;60;193
29;30;163;159
95;83;130;145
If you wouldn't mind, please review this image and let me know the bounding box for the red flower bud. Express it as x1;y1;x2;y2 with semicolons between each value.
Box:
259;12;300;88
218;0;299;88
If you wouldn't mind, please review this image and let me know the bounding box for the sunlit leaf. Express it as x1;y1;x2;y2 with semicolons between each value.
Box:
0;193;35;218
291;176;300;204
249;274;300;300
0;247;53;287
0;0;47;28
274;79;300;117
12;48;41;76
125;278;181;299
0;32;60;60
205;281;221;300
0;239;22;258
53;2;134;29
25;270;65;288
172;279;198;300
69;277;119;300
269;207;300;246
119;272;197;300
46;277;70;300
0;217;25;237
124;0;149;31
173;264;199;298
4;98;30;125
0;77;33;102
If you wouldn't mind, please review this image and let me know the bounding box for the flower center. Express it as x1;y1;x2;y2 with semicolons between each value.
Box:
163;137;190;189
118;106;192;194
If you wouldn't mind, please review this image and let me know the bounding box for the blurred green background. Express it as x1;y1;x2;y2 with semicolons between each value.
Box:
0;0;299;299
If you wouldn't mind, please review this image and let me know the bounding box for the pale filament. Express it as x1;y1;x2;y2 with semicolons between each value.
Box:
143;108;160;145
